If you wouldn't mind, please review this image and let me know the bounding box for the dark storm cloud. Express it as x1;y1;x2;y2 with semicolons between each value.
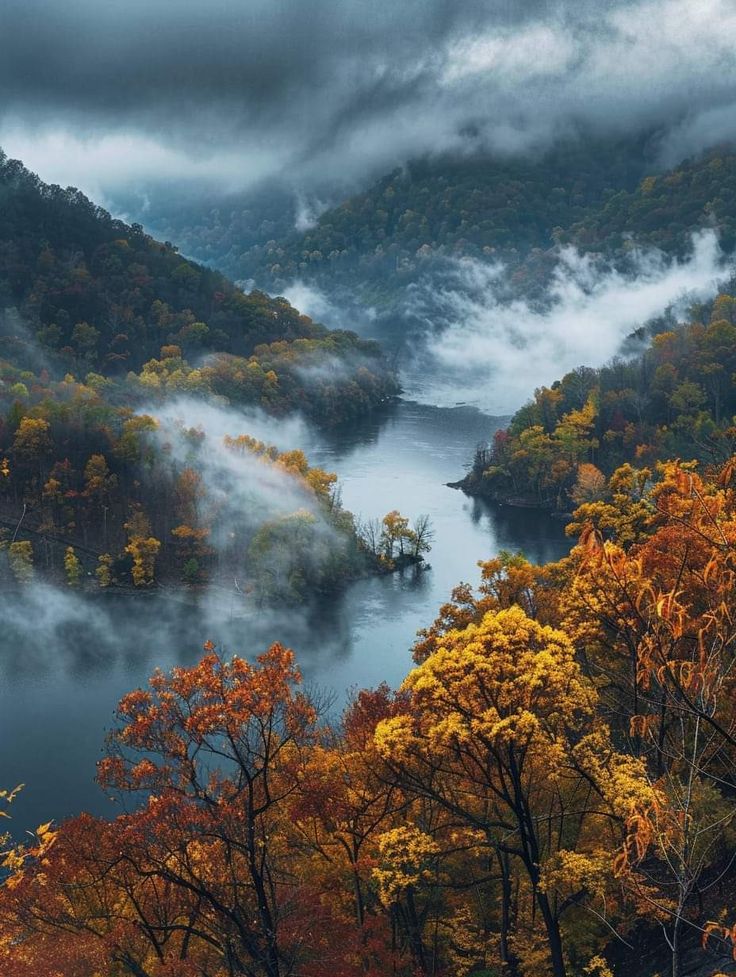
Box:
1;0;735;196
0;1;497;122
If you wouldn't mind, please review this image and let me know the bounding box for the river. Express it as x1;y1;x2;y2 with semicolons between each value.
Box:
0;400;569;833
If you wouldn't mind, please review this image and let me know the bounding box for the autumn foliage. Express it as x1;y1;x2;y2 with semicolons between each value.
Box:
3;458;736;976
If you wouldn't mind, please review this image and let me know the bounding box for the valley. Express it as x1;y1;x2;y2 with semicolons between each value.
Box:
3;6;736;971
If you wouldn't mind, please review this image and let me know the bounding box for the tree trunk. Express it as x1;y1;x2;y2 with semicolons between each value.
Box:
536;890;566;977
671;916;682;977
498;851;520;977
403;887;428;974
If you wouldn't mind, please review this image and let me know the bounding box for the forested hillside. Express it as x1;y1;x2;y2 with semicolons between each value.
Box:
137;137;649;315
0;151;398;419
141;138;736;331
462;286;736;512
0;153;405;598
114;179;300;283
562;151;736;258
256;144;736;292
240;136;650;293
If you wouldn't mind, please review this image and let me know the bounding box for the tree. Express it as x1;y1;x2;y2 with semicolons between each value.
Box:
96;552;113;587
248;509;326;603
289;685;408;967
125;535;161;586
11;418;51;486
8;541;33;584
564;459;736;977
379;511;412;564
124;510;161;586
357;517;382;557
409;514;434;559
571;463;606;506
64;546;81;587
83;453;117;506
97;644;321;977
375;605;654;977
71;320;100;360
171;524;210;582
0;814;183;977
12;418;51;463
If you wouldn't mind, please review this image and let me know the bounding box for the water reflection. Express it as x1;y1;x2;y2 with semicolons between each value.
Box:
468;499;572;566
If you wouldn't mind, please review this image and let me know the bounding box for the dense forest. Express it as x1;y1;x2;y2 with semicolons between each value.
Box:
0;151;398;420
242;137;651;293
112;180;303;285
462;287;736;513
140;136;648;283
258;143;736;291
0;154;410;599
2;455;736;977
0;375;358;601
136;137;736;337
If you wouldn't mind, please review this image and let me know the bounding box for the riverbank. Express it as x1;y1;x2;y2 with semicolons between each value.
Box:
449;471;573;522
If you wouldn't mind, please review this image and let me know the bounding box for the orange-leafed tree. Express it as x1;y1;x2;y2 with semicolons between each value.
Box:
565;458;736;977
0;813;213;977
288;685;411;974
96;643;323;977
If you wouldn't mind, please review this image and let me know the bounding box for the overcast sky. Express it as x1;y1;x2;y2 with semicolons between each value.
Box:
2;0;736;200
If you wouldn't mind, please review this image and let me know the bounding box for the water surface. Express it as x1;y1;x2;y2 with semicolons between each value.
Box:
0;400;569;831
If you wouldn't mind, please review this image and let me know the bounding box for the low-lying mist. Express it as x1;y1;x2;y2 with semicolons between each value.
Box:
141;397;349;598
148;396;312;455
0;394;348;666
405;230;728;413
0;575;354;829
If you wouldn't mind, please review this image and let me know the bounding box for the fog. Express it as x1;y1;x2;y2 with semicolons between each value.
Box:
0;573;356;829
142;397;346;589
0;395;349;687
279;282;381;345
0;394;356;684
3;0;736;200
406;230;728;413
149;396;311;454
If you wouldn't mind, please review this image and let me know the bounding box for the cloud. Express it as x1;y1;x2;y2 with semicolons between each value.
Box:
406;230;728;413
443;22;576;85
3;0;736;198
279;282;347;331
149;397;311;453
0;126;281;202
